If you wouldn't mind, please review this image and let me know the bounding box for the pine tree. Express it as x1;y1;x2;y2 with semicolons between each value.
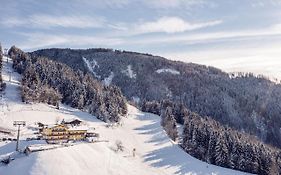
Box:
243;143;259;173
228;141;239;169
174;103;189;124
215;133;228;167
161;106;178;141
181;115;192;150
259;155;271;174
196;123;209;160
0;43;2;89
207;131;217;164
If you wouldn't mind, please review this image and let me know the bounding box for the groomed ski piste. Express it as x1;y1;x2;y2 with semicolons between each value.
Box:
0;56;251;175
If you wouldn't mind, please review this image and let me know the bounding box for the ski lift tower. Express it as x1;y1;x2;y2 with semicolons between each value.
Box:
13;121;26;151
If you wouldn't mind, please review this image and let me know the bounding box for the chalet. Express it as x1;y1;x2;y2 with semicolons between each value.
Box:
42;124;88;144
42;125;69;143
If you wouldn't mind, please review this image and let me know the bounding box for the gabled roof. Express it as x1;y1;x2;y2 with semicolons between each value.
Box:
45;124;68;130
68;125;88;131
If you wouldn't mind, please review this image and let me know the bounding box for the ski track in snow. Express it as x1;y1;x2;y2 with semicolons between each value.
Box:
122;65;136;79
82;57;101;79
156;68;180;75
0;56;251;175
102;72;115;86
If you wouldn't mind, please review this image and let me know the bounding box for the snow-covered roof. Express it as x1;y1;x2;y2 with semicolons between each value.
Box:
62;118;82;123
44;124;63;129
102;72;115;86
68;126;88;131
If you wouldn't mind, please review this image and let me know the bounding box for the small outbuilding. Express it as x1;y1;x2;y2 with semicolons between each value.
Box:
61;119;82;126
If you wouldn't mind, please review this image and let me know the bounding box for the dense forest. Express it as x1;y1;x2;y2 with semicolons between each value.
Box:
0;44;2;86
8;46;127;122
0;44;5;91
146;100;281;174
30;48;281;149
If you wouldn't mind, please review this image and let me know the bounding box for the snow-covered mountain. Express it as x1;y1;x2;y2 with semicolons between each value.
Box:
30;48;281;150
0;57;250;175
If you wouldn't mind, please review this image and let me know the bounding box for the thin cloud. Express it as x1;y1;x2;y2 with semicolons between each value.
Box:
126;23;281;46
18;22;281;50
83;0;209;9
1;17;27;27
135;17;222;34
141;0;209;9
18;33;124;50
1;15;106;29
251;0;281;7
30;15;105;28
271;23;281;30
161;43;281;80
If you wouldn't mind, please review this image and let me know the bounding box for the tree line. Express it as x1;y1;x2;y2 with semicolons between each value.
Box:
0;43;5;91
0;44;2;88
8;46;127;122
142;100;281;174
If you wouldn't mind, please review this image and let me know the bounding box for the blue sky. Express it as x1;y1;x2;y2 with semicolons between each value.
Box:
1;0;281;79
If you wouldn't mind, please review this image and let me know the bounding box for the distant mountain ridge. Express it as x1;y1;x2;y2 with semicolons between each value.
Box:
30;48;281;149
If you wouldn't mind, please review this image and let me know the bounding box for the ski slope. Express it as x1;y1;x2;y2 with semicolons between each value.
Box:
0;56;251;175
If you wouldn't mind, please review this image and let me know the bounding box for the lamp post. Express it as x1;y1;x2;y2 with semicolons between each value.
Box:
13;121;26;151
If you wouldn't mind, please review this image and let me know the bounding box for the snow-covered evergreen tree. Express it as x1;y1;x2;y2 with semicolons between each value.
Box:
0;43;5;91
214;134;228;167
180;107;280;174
161;106;178;141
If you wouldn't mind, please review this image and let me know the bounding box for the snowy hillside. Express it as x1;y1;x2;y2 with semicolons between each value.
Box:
31;48;281;151
0;56;250;175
